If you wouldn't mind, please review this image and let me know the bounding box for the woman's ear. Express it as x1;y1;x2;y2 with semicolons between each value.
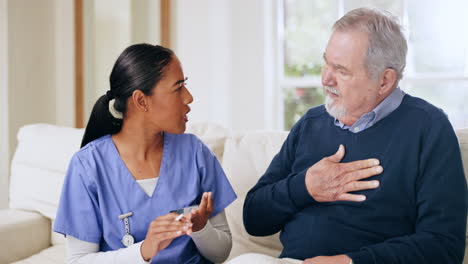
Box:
379;68;398;95
131;90;148;112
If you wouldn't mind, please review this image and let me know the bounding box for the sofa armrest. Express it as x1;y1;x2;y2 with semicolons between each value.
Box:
0;209;51;264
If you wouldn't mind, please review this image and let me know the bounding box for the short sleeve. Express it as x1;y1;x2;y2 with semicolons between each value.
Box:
196;141;237;217
53;154;103;243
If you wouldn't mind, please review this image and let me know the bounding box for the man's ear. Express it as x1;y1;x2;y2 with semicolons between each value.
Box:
131;90;148;112
379;68;398;95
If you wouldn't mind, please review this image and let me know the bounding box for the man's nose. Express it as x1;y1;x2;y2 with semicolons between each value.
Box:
322;66;336;86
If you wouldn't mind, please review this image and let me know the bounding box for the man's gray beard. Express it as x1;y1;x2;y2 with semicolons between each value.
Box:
325;95;347;119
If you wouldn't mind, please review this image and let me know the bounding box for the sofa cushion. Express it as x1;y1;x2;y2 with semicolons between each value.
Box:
457;128;468;177
9;124;84;220
10;244;65;264
186;122;229;162
222;131;288;260
456;128;468;264
0;209;51;263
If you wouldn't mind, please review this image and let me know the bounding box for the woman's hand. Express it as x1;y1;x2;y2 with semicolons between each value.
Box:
189;192;214;232
140;213;192;261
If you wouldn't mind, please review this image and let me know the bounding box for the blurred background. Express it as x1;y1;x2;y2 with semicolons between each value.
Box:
1;0;467;208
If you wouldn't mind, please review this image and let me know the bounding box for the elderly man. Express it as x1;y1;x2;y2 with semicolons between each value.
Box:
239;8;467;264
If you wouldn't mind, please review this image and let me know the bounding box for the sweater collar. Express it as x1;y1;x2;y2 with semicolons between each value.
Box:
334;87;405;133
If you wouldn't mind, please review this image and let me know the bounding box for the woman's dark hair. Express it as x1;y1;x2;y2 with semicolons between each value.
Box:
80;44;174;148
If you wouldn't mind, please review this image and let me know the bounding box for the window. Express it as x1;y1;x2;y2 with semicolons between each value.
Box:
279;0;468;130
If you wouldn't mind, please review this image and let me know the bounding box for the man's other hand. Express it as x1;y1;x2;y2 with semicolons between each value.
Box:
303;255;351;264
305;144;382;202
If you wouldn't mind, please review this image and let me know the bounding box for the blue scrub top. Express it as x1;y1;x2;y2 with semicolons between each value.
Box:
54;133;237;264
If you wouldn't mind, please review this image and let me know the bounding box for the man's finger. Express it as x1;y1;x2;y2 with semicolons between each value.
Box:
326;144;345;163
343;180;379;193
344;166;383;182
341;158;380;174
336;193;366;202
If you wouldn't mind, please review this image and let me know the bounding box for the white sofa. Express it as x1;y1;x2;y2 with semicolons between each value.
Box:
0;123;467;264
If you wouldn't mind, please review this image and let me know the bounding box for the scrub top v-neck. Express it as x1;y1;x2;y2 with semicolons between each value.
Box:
110;133;167;200
54;133;237;264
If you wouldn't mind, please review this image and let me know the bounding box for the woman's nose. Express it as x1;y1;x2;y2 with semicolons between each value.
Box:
184;87;193;104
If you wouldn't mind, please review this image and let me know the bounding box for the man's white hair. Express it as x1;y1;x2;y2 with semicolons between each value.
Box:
333;8;407;82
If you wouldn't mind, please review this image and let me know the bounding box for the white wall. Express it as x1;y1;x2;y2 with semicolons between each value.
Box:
131;0;160;44
8;0;57;156
8;0;75;146
4;0;75;208
83;0;278;131
83;0;161;122
172;0;279;130
172;0;231;129
86;0;132;119
0;0;9;209
54;0;75;127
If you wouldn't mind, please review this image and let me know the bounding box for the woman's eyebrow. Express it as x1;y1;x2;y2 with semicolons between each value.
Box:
173;77;188;87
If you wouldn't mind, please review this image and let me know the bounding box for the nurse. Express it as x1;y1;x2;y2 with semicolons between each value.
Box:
54;44;237;264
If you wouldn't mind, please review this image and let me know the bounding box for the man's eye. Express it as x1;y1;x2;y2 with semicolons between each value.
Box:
338;71;351;80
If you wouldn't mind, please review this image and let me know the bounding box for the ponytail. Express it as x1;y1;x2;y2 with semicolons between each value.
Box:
80;93;122;148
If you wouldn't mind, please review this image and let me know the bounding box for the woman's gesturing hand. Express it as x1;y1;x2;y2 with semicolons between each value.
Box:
140;213;192;261
189;192;213;232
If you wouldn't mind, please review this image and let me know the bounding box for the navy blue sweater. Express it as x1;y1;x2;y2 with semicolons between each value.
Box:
243;95;467;264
